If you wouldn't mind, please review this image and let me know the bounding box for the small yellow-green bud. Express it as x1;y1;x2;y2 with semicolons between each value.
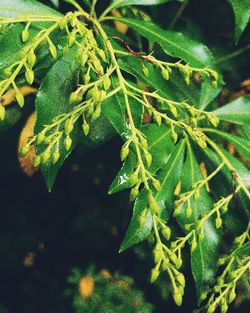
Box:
194;189;200;200
145;151;152;167
129;172;138;186
199;291;208;302
161;68;170;81
25;68;34;85
199;232;205;241
49;43;57;59
221;204;228;214
42;151;51;164
138;208;147;226
21;29;29;42
154;114;162;126
36;132;45;145
148;192;160;215
91;106;102;121
52;151;60;164
161;225;171;240
43;137;51;145
153;180;161;192
20;145;30;157
150;268;160;283
16;92;24;107
140;137;148;149
171;131;178;144
188;107;197;117
186;207;192;218
99;90;107;102
68;32;76;47
82;123;90;136
228;289;236;303
33;155;41;167
0;104;5;121
153;245;162;263
170;253;181;268
169;104;178;118
103;76;111;91
162;258;169;271
58;17;67;30
81;54;88;66
69;91;81;105
197;138;207;150
207;304;216;313
64;136;72;151
27;49;36;67
215;216;222;229
84;73;91;84
130;185;139;201
221;303;228;313
63;45;69;55
176;273;185;287
191;238;197;252
65;120;74;135
173;291;183;306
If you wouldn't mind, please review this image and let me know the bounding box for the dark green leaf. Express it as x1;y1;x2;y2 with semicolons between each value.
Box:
35;47;81;191
119;140;185;252
205;128;250;161
176;144;220;295
228;0;250;43
113;18;217;69
213;95;250;125
0;0;61;18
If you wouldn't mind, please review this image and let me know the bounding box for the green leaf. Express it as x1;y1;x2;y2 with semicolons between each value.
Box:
232;241;250;257
228;0;250;43
205;128;250;161
119;140;185;252
213;95;250;125
35;47;81;191
113;18;217;69
109;124;174;194
110;0;185;10
176;143;220;295
0;0;61;18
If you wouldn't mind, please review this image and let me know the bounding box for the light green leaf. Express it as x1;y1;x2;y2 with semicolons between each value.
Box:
213;95;250;125
176;143;220;295
205;128;250;161
228;0;250;43
119;140;185;252
0;0;61;18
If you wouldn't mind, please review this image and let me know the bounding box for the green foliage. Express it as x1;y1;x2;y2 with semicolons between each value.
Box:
0;0;250;312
